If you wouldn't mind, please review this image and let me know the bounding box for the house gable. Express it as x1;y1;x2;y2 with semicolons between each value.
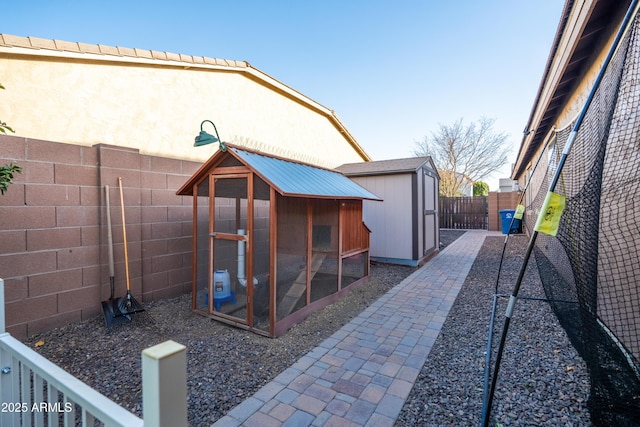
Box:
0;33;370;168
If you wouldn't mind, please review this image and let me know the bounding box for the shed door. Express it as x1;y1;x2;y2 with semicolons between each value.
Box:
423;170;438;256
209;173;253;326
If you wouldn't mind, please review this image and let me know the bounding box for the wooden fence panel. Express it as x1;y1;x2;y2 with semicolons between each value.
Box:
439;196;488;229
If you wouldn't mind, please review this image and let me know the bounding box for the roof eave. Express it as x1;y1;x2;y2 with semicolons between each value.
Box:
279;192;382;201
512;0;575;178
513;0;631;179
175;146;229;195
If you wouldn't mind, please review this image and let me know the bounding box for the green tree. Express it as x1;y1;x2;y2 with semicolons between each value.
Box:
1;83;22;195
473;181;489;196
414;117;510;197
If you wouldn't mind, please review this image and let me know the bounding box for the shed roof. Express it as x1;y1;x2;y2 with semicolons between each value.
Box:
336;156;437;177
177;145;382;201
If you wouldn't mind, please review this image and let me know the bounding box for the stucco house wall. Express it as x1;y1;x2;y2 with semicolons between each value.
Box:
0;34;371;338
0;34;369;169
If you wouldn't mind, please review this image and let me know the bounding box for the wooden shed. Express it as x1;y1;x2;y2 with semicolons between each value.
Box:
176;144;381;337
337;157;440;266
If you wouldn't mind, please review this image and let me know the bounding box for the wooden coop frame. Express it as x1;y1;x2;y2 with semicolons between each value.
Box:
176;144;381;337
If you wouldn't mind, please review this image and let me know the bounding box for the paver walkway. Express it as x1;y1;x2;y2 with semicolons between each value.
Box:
213;230;501;427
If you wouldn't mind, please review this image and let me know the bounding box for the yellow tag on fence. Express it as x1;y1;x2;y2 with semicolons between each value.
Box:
534;192;566;236
514;204;525;220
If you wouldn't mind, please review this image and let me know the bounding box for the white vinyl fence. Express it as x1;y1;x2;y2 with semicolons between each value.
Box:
0;278;187;427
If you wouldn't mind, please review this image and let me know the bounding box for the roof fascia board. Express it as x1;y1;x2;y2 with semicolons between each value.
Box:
280;192;380;201
342;164;425;177
343;170;414;177
241;66;371;161
425;157;440;179
513;0;596;177
175;148;228;195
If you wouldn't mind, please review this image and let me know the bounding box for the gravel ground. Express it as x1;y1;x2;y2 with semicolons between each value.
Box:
21;230;591;426
396;233;591;426
22;255;415;425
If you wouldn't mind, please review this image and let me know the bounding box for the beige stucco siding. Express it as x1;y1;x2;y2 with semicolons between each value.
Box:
0;53;365;168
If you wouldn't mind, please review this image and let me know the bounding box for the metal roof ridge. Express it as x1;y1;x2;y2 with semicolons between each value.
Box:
228;144;345;174
229;146;382;201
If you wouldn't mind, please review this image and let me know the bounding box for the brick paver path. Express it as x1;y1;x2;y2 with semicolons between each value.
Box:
213;230;500;427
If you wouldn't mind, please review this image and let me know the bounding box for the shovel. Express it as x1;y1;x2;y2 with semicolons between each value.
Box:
101;184;131;327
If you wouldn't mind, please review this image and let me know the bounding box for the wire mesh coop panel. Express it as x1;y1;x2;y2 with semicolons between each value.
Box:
276;195;309;321
252;177;271;333
310;200;340;303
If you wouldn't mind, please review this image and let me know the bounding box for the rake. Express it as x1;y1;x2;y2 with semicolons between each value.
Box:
116;176;147;319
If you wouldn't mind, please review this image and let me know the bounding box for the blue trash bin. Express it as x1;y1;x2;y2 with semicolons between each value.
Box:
499;209;521;234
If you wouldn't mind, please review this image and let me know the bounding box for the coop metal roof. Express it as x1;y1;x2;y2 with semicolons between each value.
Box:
176;144;382;201
231;147;381;200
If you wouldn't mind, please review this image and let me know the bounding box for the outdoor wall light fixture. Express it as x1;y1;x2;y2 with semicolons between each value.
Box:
194;120;227;151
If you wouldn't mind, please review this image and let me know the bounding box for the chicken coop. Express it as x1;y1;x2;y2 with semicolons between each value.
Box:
176;145;381;337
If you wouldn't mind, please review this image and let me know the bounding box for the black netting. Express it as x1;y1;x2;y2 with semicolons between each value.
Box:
522;14;640;425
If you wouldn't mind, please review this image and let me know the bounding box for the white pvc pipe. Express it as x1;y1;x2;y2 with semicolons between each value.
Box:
237;229;246;285
237;229;258;288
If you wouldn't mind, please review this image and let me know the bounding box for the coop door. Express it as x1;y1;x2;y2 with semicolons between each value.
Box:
209;174;253;325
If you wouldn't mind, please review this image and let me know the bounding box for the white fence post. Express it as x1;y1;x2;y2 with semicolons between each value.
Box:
142;340;187;427
0;279;11;426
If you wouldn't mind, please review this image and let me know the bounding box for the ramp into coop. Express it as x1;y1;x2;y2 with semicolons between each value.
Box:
278;252;327;317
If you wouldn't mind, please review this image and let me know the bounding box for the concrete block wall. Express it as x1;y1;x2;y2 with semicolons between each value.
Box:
0;134;200;338
488;191;521;232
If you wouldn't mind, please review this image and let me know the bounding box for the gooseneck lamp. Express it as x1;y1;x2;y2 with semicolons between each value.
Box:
194;120;226;151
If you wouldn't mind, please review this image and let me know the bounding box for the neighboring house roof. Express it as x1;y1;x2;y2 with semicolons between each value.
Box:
177;144;382;201
0;33;371;163
512;0;631;178
336;156;438;177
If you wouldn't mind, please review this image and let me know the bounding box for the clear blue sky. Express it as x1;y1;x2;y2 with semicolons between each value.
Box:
2;1;563;190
